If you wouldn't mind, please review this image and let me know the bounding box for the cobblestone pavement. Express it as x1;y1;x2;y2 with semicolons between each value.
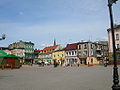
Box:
0;65;120;90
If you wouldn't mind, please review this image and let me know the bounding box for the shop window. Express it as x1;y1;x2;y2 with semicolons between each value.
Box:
91;58;93;64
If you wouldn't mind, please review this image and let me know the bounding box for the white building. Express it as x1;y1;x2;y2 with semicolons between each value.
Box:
65;43;79;66
108;25;120;52
107;24;120;64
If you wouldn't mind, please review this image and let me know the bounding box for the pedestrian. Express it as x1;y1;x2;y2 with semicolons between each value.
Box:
41;61;44;67
77;61;80;67
77;63;79;67
88;61;90;67
54;60;57;68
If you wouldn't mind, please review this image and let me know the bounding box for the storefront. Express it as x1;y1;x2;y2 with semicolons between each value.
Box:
0;50;21;69
79;58;87;65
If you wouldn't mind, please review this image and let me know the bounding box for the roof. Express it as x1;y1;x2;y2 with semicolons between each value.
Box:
53;48;65;52
65;43;78;50
43;45;59;50
37;45;59;55
39;52;52;55
19;40;34;45
107;24;120;31
10;41;34;46
25;41;34;45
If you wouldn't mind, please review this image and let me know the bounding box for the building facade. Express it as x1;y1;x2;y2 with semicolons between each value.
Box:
8;40;34;64
37;45;60;64
39;52;52;64
11;48;25;58
65;43;79;66
52;49;66;66
78;41;108;65
108;24;120;64
34;49;39;62
24;42;34;64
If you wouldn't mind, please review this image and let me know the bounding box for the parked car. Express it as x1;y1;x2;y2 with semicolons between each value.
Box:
44;62;50;65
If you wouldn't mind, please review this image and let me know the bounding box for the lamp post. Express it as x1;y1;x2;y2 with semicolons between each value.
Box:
108;0;120;90
0;34;6;40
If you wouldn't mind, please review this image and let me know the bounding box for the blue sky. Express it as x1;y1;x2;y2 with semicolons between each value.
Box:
0;0;120;49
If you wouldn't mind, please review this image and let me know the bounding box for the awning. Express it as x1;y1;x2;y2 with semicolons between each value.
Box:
0;50;7;58
0;50;19;58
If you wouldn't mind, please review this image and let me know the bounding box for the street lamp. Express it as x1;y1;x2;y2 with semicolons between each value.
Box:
108;0;120;90
0;34;6;40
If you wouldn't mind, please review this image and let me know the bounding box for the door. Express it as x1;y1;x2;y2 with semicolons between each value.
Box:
6;58;15;68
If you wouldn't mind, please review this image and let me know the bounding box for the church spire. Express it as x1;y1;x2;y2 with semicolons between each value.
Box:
53;38;56;46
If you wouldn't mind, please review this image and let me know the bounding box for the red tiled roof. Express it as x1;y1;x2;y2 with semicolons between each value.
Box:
65;43;78;50
37;45;59;55
43;45;59;50
39;52;52;55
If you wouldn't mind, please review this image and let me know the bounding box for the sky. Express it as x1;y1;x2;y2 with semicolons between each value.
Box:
0;0;120;49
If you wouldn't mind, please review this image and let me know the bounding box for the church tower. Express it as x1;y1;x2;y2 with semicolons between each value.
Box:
53;39;56;46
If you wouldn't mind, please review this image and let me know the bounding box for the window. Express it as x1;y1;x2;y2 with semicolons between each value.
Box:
116;34;119;40
96;44;98;49
72;51;74;55
75;51;77;54
117;44;119;49
66;52;68;55
91;51;93;55
84;44;87;49
91;44;93;49
91;58;93;64
75;59;77;62
78;45;81;49
69;52;71;55
84;51;87;55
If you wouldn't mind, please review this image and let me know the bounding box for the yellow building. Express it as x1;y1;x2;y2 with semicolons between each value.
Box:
86;57;99;65
52;50;66;65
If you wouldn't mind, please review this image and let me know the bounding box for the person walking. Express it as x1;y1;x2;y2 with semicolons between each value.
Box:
88;61;90;67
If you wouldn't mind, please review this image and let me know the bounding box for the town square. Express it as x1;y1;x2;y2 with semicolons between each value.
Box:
1;65;119;90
